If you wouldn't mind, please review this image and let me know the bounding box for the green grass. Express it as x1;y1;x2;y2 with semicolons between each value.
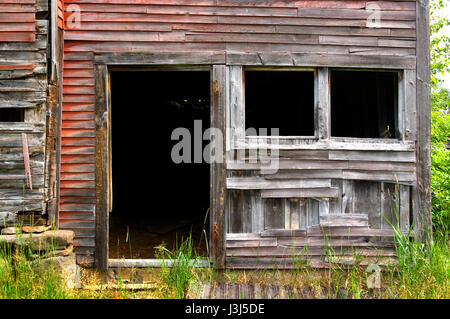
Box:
0;230;69;299
155;232;211;299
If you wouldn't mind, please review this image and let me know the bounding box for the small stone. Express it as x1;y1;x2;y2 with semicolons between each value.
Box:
35;253;81;289
0;230;74;251
1;227;17;235
22;225;51;233
0;212;17;225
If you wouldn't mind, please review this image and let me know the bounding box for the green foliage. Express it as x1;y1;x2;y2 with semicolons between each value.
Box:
387;222;449;299
430;88;450;240
0;232;69;299
156;233;205;299
431;0;450;89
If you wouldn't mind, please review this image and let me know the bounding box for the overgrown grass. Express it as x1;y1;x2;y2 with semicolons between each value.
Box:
0;230;69;299
155;232;212;299
385;223;449;299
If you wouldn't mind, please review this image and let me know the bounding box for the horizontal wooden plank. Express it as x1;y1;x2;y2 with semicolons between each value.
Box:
329;150;415;162
263;169;342;179
227;238;278;248
218;15;416;29
342;170;415;184
59;212;95;220
226;52;416;69
0;188;43;200
226;246;395;257
60;163;94;173
227;159;349;170
60;180;95;188
307;225;408;237
260;229;307;237
260;188;339;198
70;3;299;17
277;236;395;248
0;134;44;147
59;220;95;229
60;188;95;197
0;199;43;211
0;122;45;132
296;8;415;21
0;147;44;161
226;177;331;189
347;161;416;172
233;138;415;151
94;51;225;65
60;154;95;164
319;214;369;227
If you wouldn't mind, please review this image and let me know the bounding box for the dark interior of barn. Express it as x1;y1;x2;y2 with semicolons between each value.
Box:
331;70;398;138
245;70;315;136
109;70;210;259
0;108;24;122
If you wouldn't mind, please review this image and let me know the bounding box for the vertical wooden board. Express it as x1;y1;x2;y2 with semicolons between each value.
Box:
318;198;329;215
381;182;399;229
211;64;227;269
299;199;307;230
229;65;244;144
397;70;405;140
399;185;410;231
315;68;330;139
284;198;290;229
415;0;433;241
251;191;264;233
228;189;242;233
404;69;417;141
228;190;252;233
289;199;300;230
307;199;319;227
329;179;342;214
353;181;381;229
341;180;354;214
94;64;108;270
241;191;252;233
264;198;284;230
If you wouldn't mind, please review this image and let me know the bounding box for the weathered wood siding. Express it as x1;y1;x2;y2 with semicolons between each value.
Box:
0;0;49;216
60;0;420;266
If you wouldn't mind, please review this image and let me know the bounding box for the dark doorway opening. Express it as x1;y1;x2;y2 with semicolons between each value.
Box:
330;70;398;138
109;70;210;259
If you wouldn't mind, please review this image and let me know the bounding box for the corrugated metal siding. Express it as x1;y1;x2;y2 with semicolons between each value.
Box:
59;0;418;265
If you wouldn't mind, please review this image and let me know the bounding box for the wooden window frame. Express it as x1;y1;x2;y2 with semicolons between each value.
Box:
229;66;415;152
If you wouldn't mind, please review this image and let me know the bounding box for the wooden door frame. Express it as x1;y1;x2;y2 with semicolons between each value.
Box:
94;52;227;270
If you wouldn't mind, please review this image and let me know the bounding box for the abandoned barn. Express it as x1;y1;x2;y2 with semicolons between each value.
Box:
0;0;432;270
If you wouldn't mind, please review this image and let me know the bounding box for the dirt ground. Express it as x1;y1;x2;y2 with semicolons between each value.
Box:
109;213;209;259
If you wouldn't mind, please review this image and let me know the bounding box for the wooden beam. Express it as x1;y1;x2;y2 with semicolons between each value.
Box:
414;0;432;242
94;52;226;65
211;65;227;269
315;68;330;139
94;64;109;270
226;52;416;69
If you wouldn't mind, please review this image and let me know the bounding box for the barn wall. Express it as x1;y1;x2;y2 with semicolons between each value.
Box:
59;0;419;266
0;0;52;225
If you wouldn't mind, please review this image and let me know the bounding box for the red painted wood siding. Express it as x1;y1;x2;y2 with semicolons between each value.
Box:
0;0;36;42
59;0;417;265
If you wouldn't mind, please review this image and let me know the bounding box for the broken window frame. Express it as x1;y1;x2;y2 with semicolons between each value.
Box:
228;66;408;151
328;68;404;140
